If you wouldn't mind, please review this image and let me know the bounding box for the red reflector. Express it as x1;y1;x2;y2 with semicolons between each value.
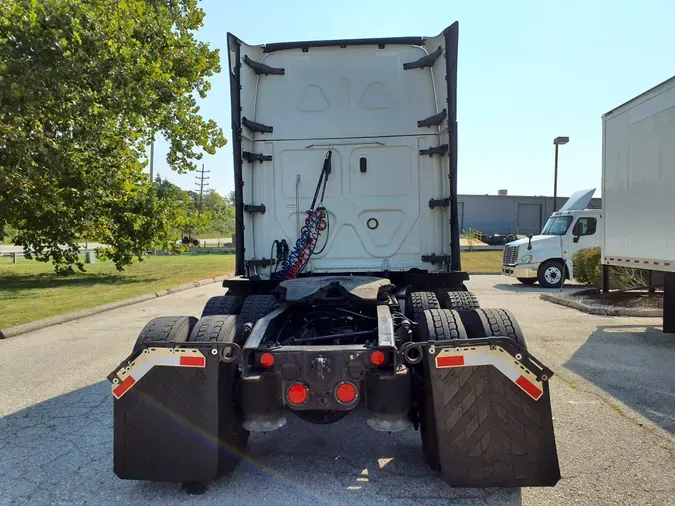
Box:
113;376;136;399
180;355;205;367
336;383;357;403
516;375;543;400
370;350;385;366
437;355;465;367
288;383;308;404
260;352;275;367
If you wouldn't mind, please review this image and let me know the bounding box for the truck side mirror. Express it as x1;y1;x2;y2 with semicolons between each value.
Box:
572;223;581;242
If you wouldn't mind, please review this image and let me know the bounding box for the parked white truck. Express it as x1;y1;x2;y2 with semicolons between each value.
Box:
602;75;675;333
502;189;602;287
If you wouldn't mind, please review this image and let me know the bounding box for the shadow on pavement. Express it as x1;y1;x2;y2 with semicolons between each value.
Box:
565;324;675;434
0;382;522;506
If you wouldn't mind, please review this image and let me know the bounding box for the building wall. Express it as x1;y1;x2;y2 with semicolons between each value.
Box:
457;194;602;235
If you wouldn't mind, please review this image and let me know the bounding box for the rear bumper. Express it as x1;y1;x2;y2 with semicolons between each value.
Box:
240;346;411;431
502;263;539;278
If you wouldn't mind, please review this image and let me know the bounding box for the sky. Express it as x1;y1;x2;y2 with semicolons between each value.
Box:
152;0;675;198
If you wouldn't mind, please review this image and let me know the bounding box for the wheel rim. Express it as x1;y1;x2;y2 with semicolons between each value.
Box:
544;266;562;285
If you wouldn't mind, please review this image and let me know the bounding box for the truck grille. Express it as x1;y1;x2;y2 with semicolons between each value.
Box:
503;245;518;266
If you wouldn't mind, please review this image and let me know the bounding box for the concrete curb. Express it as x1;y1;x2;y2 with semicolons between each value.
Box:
0;275;231;339
539;293;661;317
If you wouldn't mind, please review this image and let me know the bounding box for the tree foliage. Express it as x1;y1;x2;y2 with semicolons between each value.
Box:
0;0;225;274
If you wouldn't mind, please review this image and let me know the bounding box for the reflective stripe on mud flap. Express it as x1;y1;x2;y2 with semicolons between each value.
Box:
111;348;206;399
435;346;544;400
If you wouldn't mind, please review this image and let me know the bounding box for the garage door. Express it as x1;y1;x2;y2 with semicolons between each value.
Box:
517;203;542;235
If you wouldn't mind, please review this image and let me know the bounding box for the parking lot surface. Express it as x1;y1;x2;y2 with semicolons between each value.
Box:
1;275;673;505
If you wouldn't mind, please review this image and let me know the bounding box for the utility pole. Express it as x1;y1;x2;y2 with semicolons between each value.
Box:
149;139;155;182
195;164;210;215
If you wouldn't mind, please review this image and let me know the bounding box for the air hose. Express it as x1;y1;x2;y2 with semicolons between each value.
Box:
273;150;332;280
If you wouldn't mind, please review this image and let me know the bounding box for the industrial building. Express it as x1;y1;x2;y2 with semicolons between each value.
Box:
457;193;602;236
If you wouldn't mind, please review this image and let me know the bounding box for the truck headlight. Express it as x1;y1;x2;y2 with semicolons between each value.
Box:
518;255;533;264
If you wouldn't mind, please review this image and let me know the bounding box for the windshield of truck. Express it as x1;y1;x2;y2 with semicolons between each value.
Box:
541;216;573;235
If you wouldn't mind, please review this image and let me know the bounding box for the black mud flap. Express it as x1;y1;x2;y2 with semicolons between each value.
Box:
423;342;560;487
113;350;220;483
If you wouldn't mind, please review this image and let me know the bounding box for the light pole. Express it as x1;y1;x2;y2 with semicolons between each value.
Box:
553;136;569;211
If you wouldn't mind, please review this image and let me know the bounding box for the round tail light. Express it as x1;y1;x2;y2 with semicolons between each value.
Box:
287;383;308;404
336;382;357;404
260;352;275;367
370;350;386;366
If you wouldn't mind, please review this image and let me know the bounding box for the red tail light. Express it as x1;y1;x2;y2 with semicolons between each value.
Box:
370;350;386;366
336;382;357;404
287;383;308;404
260;352;275;367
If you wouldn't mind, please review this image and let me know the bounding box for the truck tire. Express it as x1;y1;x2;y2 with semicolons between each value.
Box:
188;315;250;472
442;291;480;313
239;295;279;325
461;308;527;349
425;308;559;486
238;294;279;339
406;291;440;324
132;316;197;354
538;260;565;288
414;309;467;471
201;295;245;317
517;277;537;285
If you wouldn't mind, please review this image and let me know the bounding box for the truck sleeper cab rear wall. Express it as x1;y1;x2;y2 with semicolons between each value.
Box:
227;25;461;277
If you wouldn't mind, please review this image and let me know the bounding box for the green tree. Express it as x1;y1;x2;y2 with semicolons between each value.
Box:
0;0;226;274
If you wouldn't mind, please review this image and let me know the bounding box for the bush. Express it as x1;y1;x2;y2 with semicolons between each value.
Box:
573;247;602;286
572;247;649;289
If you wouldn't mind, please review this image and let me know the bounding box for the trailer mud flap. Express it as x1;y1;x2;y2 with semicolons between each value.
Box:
423;342;560;487
111;348;221;483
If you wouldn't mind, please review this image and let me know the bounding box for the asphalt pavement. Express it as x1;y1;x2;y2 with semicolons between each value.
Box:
0;276;673;505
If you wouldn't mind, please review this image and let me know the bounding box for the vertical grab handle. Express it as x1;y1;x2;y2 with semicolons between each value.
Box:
295;174;301;236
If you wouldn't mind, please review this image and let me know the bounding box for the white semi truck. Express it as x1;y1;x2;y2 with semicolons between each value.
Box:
602;75;675;333
502;189;602;287
108;23;561;491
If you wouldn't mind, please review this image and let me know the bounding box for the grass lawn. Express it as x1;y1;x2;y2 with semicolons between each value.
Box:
0;254;235;328
1;250;501;329
461;250;502;273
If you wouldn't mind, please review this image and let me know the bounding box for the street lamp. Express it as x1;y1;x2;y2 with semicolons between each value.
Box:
553;136;569;211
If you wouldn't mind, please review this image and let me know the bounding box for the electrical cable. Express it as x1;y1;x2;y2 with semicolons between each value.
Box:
273;150;332;280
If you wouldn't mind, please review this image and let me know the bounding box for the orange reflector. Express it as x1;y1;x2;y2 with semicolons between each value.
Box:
287;383;308;404
260;352;275;367
336;383;357;404
370;350;385;366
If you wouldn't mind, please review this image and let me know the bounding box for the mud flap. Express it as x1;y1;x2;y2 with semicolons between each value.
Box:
424;343;560;487
112;350;221;483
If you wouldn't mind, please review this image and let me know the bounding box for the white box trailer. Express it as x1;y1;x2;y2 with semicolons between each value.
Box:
601;75;675;332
